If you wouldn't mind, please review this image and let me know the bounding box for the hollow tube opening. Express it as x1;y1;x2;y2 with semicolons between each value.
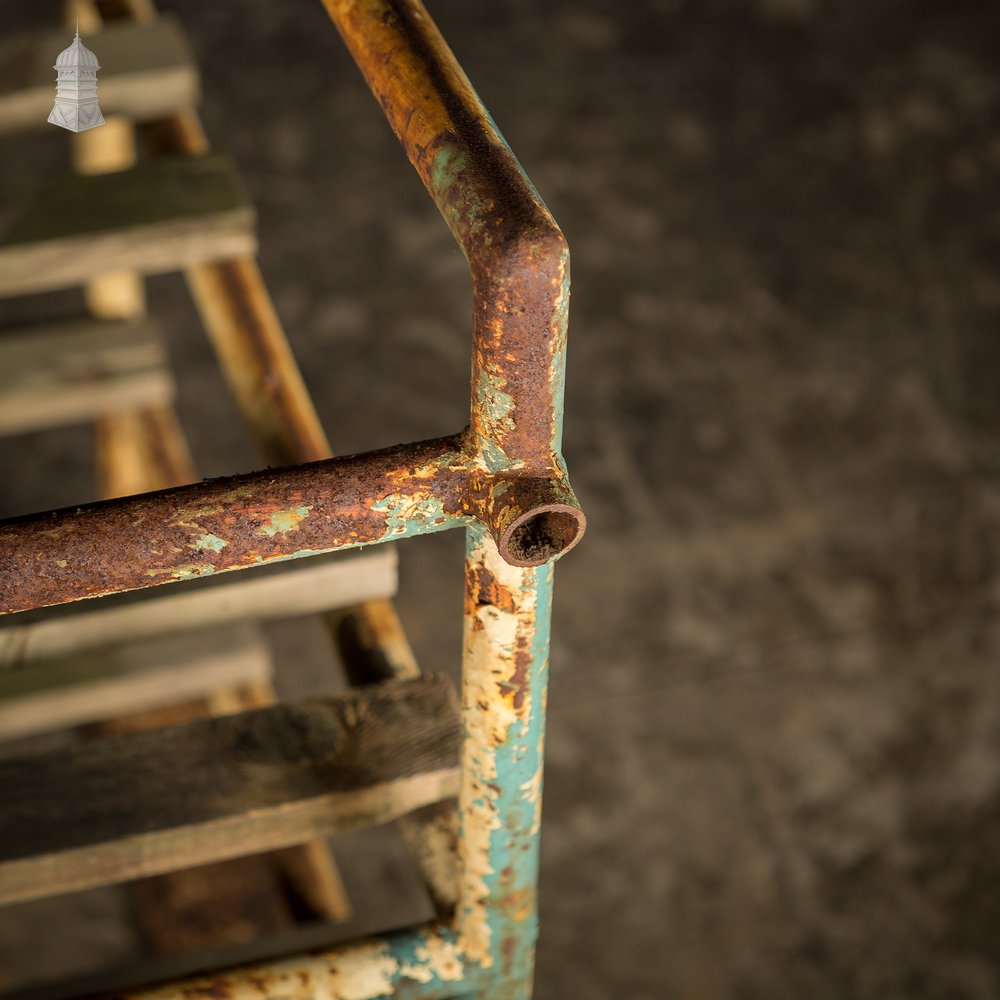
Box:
500;506;585;567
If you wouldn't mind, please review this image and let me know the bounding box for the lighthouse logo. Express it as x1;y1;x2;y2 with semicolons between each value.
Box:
48;21;105;132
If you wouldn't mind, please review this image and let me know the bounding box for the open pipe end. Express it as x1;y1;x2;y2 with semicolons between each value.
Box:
499;504;586;568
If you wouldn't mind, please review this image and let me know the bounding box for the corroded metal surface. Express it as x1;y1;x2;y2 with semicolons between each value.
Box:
0;0;585;617
457;527;551;990
121;922;468;1000
0;437;584;614
324;0;572;471
0;436;470;614
1;1;584;997
111;529;556;1000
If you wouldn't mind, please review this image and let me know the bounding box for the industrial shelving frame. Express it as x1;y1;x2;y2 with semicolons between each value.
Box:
0;1;585;997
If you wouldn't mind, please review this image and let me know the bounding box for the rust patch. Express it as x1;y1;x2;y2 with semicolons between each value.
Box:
500;636;531;711
465;562;517;614
0;436;469;615
329;0;570;472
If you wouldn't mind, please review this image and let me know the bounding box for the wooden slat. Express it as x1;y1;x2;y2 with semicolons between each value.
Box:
0;624;271;740
0;153;255;298
336;605;460;914
73;113;149;316
0;318;171;435
0;549;397;667
93;679;336;945
0;17;197;135
201;679;353;926
0;676;459;906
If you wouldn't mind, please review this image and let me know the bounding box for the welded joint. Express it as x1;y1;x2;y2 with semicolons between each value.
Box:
446;434;586;568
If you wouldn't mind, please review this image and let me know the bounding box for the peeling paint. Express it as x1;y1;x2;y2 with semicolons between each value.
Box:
475;368;517;449
144;563;216;581
371;491;454;538
407;936;465;983
326;942;398;999
119;924;464;1000
0;4;587;996
257;504;313;537
194;533;228;553
458;528;546;972
521;749;544;836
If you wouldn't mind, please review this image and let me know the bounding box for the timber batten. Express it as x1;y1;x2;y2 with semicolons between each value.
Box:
0;676;460;906
0;153;255;298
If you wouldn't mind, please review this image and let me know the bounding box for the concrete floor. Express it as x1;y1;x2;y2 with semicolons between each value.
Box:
1;0;1000;997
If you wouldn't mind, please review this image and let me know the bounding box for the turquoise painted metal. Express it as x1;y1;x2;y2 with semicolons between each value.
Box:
457;525;555;997
0;0;583;996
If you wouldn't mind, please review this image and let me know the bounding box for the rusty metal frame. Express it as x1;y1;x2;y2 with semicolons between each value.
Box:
0;1;584;997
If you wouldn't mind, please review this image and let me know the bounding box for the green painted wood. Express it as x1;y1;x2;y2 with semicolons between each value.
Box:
0;153;255;298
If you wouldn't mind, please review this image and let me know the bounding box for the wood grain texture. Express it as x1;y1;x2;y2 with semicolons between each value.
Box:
202;678;353;924
0;624;272;740
0;318;171;435
0;16;197;135
0;153;255;298
0;676;459;906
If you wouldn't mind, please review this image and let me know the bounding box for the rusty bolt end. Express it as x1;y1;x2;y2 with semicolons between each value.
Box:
499;503;586;568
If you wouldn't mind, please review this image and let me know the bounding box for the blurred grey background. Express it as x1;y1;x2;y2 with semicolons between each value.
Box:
1;0;1000;997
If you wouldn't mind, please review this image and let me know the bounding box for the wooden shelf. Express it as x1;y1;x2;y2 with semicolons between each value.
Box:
0;153;255;298
0;676;460;907
0;318;171;435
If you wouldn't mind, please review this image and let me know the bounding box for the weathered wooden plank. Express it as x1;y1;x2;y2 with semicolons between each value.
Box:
0;548;397;667
0;676;459;906
92;677;353;939
0;624;272;740
0;318;172;435
335;603;460;914
0;17;197;135
200;679;353;925
0;153;255;298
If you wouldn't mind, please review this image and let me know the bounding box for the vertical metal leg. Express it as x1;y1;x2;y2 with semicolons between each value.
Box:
459;526;553;998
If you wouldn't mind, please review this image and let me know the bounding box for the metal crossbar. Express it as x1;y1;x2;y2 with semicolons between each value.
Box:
0;1;585;997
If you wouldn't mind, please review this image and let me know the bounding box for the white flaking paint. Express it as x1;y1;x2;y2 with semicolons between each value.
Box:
458;532;537;967
402;935;465;984
325;941;399;999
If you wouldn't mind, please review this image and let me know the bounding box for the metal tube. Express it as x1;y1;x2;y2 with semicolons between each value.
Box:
0;436;471;615
117;921;469;1000
456;526;552;994
0;443;585;616
322;0;582;482
1;5;582;993
184;257;332;468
